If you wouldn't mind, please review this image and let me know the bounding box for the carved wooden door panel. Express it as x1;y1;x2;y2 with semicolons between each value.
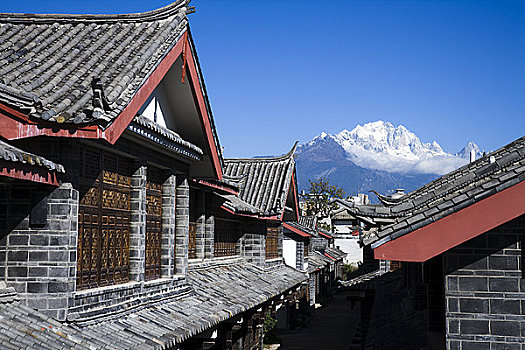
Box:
145;166;162;281
188;222;197;259
77;148;132;290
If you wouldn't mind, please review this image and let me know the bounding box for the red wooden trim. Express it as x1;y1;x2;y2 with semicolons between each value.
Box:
291;171;300;221
283;222;311;238
185;42;222;180
220;205;259;219
105;32;187;144
0;30;224;182
220;205;280;221
318;231;333;239
0;105;102;140
374;180;525;262
324;252;336;261
194;179;238;195
0;161;59;186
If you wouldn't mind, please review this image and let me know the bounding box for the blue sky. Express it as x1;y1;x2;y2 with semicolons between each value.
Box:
4;0;524;157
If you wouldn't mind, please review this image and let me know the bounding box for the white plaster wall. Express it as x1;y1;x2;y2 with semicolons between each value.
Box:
334;221;354;234
283;239;297;268
334;238;362;264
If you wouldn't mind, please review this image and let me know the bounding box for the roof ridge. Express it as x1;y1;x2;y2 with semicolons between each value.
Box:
399;136;525;202
0;0;191;23
224;141;298;162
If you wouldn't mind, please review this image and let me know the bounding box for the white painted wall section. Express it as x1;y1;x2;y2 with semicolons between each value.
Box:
335;237;363;264
283;239;297;268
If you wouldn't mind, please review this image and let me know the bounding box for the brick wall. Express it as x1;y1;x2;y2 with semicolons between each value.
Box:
444;214;525;350
2;182;77;320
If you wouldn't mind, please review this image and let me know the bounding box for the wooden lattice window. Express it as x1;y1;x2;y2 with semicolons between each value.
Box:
265;227;279;260
188;222;197;259
145;167;163;281
214;219;239;257
77;148;132;290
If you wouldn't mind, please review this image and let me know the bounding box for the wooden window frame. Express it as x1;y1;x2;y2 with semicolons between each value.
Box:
77;148;131;290
265;227;279;260
214;219;239;257
145;166;163;281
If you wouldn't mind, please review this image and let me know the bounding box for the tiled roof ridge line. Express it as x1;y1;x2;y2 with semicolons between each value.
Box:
68;285;194;326
395;139;525;213
188;256;264;272
0;0;191;23
0;139;65;173
411;158;523;213
224;141;298;163
402;136;525;201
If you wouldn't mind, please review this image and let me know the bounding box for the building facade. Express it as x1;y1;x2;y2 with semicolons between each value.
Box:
0;2;307;349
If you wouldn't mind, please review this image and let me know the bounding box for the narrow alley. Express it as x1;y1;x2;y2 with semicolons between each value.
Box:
278;292;360;350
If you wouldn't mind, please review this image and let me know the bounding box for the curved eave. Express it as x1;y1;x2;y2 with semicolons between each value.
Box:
126;123;202;162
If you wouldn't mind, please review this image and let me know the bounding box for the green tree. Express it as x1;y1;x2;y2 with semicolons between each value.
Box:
305;177;345;231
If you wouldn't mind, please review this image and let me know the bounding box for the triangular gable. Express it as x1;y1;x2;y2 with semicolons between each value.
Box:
281;168;300;222
0;7;223;179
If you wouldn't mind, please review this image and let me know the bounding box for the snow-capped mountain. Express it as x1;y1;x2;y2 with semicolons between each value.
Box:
299;121;478;175
455;141;484;160
295;121;482;201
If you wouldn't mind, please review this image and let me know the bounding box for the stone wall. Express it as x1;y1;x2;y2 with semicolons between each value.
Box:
1;182;77;320
444;214;525;350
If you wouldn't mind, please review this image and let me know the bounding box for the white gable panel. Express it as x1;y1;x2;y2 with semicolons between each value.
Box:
141;96;167;128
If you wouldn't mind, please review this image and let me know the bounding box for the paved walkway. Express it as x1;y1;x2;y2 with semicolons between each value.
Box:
277;293;360;350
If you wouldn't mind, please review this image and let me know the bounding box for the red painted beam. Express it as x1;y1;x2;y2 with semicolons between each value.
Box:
0;161;60;186
220;205;281;221
324;252;336;261
193;179;238;195
0;29;224;180
318;231;333;239
283;222;311;238
374;180;525;262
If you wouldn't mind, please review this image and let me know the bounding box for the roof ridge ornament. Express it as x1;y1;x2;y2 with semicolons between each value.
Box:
91;77;112;121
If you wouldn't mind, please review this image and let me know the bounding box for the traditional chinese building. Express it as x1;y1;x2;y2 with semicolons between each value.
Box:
281;216;344;306
343;136;525;349
0;1;307;349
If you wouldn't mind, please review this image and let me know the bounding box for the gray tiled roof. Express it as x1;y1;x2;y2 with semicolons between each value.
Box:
325;247;346;260
307;254;329;272
73;258;306;349
219;193;261;215
339;269;384;288
284;220;316;238
224;143;297;217
0;139;65;173
352;136;525;247
0;286;93;349
0;1;189;127
298;215;316;230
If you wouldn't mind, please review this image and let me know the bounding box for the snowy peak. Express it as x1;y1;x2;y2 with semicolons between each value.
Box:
456;141;484;160
332;120;447;161
300;121;474;175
